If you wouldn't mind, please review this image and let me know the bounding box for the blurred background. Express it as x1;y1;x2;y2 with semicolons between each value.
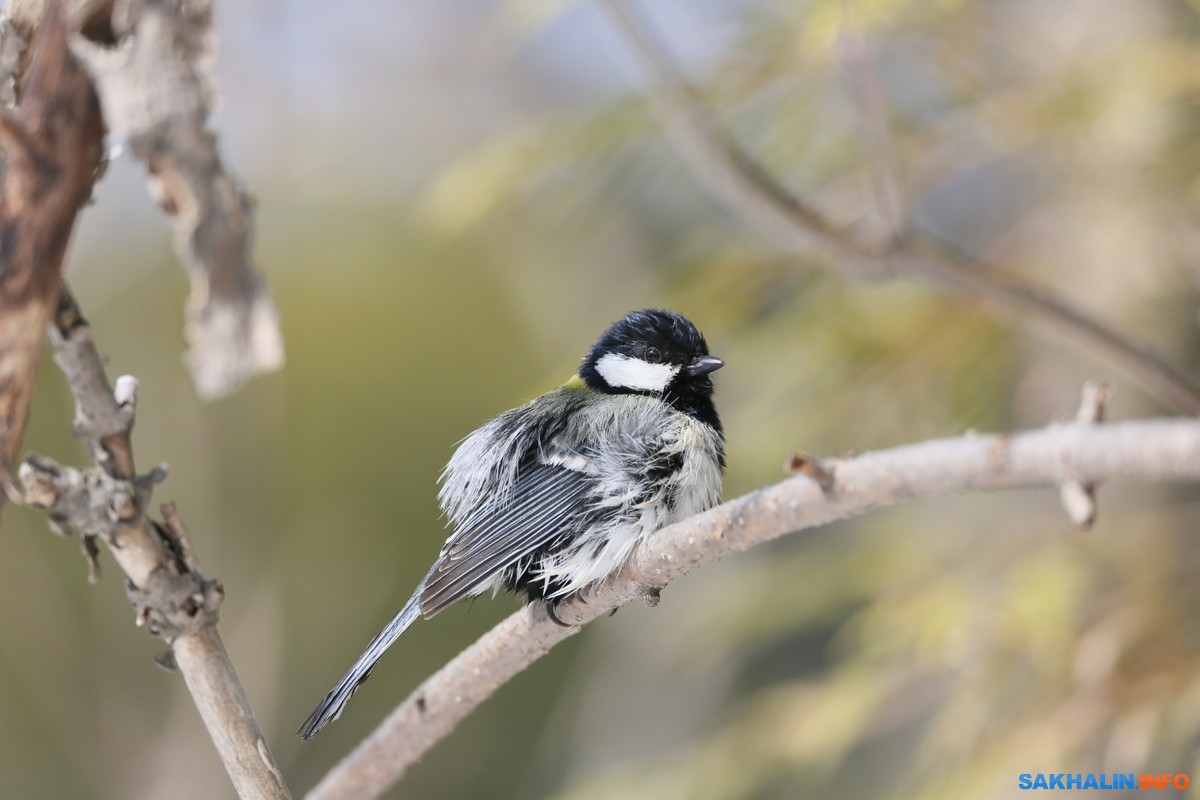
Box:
3;0;1200;797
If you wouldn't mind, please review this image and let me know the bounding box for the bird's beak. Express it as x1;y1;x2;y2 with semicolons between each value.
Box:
684;355;725;377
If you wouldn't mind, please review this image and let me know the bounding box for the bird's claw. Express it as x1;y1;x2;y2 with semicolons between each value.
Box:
545;600;574;627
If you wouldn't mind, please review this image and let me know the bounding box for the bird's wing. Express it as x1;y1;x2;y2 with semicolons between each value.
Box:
419;459;596;616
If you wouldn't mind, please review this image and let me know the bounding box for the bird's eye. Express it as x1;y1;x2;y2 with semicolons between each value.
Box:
644;346;662;363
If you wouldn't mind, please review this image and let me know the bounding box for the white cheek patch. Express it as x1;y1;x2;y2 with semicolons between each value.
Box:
595;353;679;392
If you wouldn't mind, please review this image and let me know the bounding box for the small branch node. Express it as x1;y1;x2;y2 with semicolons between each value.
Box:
642;586;662;607
143;463;170;486
113;374;139;411
82;535;101;583
134;598;150;628
18;455;64;510
1057;381;1108;529
108;488;138;523
786;451;836;493
1075;380;1110;424
1059;481;1096;530
160;499;188;540
124;563;223;642
19;453;146;570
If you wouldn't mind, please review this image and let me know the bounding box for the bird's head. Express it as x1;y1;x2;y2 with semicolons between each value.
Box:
579;309;724;407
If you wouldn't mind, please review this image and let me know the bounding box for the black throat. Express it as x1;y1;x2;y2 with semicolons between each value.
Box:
664;376;722;434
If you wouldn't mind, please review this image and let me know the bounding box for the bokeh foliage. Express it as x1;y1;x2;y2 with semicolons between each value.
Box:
2;1;1200;798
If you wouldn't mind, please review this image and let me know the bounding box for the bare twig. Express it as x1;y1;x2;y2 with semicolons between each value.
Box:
20;287;291;800
836;25;906;242
307;415;1200;800
785;450;836;492
71;0;284;399
594;0;1200;415
1058;381;1109;528
0;0;102;498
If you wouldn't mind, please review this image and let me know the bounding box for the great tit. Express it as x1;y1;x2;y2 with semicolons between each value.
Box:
299;308;725;740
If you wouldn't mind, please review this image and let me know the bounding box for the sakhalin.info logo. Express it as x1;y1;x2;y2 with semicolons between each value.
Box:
1018;773;1190;790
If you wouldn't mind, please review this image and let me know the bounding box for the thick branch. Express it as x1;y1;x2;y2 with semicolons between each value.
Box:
20;287;291;800
594;0;1200;415
307;416;1200;800
0;1;102;496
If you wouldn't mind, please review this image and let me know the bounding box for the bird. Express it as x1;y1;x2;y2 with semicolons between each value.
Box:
298;308;725;740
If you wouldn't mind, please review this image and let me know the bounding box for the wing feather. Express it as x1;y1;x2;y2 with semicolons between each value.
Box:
420;461;593;616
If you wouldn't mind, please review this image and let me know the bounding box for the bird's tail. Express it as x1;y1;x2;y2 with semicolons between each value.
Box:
298;588;424;741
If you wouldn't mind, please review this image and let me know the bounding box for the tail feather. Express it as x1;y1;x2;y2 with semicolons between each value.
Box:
298;590;423;741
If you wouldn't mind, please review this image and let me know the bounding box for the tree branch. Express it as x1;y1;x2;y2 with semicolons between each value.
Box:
593;0;1200;415
70;0;284;399
0;0;102;502
306;413;1200;800
836;24;907;241
19;287;291;800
